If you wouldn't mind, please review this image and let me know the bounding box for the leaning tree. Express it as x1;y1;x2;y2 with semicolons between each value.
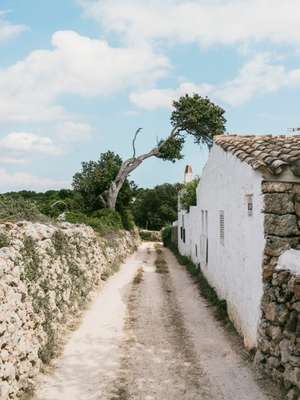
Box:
100;94;226;210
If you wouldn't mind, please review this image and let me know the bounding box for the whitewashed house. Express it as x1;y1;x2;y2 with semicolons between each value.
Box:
177;135;300;354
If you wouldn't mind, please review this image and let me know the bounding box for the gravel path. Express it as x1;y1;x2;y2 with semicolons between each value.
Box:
32;242;282;400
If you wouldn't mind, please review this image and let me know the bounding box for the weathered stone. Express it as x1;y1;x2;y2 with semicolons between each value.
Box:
289;355;300;368
293;184;300;196
0;221;140;399
266;325;282;341
280;339;291;363
264;214;300;237
294;196;300;218
264;193;295;215
0;381;10;400
294;278;300;300
263;265;275;282
267;356;280;369
276;271;291;285
254;350;266;365
265;236;299;257
286;311;299;333
292;302;300;312
264;302;289;324
284;367;300;389
287;387;300;400
262;182;293;193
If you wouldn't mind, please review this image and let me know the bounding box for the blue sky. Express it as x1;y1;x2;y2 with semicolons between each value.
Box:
0;0;300;191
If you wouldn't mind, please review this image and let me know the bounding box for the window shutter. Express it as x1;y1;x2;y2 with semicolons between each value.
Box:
219;211;225;246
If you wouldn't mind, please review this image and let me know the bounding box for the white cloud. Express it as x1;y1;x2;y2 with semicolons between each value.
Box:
130;54;300;109
56;121;93;142
80;0;300;48
130;82;213;110
214;54;287;106
0;169;68;192
0;30;169;122
0;11;26;43
0;157;28;165
0;132;62;156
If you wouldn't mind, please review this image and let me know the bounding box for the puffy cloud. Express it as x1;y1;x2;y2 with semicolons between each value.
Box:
0;30;169;122
130;54;300;109
79;0;300;48
130;82;213;110
0;132;62;156
56;121;93;142
0;11;26;43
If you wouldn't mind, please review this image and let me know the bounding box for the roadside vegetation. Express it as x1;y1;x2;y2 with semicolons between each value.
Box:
162;226;230;323
155;244;169;274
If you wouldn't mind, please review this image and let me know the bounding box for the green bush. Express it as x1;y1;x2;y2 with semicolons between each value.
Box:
91;209;122;229
0;196;48;223
162;225;172;247
139;230;161;241
65;209;123;234
120;209;135;231
64;211;87;225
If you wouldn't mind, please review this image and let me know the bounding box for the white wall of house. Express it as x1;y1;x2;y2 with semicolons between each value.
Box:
177;145;265;349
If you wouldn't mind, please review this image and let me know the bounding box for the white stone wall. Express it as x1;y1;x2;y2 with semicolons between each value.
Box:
178;145;265;348
0;222;139;400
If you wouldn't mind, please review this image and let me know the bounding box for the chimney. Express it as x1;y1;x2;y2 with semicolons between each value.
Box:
184;165;193;183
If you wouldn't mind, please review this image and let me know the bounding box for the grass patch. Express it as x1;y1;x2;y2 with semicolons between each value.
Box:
155;245;169;274
133;267;144;285
166;241;229;322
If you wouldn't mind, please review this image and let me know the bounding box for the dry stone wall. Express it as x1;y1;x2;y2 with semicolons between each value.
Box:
256;181;300;399
0;221;139;400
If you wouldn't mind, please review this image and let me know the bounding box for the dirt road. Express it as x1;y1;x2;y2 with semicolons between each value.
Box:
33;243;282;400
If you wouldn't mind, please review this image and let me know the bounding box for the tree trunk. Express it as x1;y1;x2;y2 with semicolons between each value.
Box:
102;127;179;210
104;146;160;210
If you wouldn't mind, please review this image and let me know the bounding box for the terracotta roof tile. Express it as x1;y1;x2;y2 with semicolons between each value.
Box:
214;134;300;176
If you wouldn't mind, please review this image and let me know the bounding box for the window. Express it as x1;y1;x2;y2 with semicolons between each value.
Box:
195;244;198;257
246;194;253;217
219;211;225;246
183;228;186;243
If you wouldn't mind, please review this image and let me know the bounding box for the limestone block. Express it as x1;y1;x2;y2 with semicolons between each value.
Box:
262;182;293;193
264;214;300;237
284;367;300;389
264;302;289;324
265;236;299;257
264;193;295;215
0;381;10;400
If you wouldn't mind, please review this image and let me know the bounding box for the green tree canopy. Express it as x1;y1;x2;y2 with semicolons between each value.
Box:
72;151;136;212
132;183;182;230
180;177;200;212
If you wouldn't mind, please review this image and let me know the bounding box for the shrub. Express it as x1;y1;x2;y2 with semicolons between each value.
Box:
0;196;48;223
120;208;135;231
65;209;122;235
162;225;172;247
91;209;122;229
139;230;161;241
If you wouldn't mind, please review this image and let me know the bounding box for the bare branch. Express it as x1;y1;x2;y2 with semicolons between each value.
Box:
132;128;142;158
